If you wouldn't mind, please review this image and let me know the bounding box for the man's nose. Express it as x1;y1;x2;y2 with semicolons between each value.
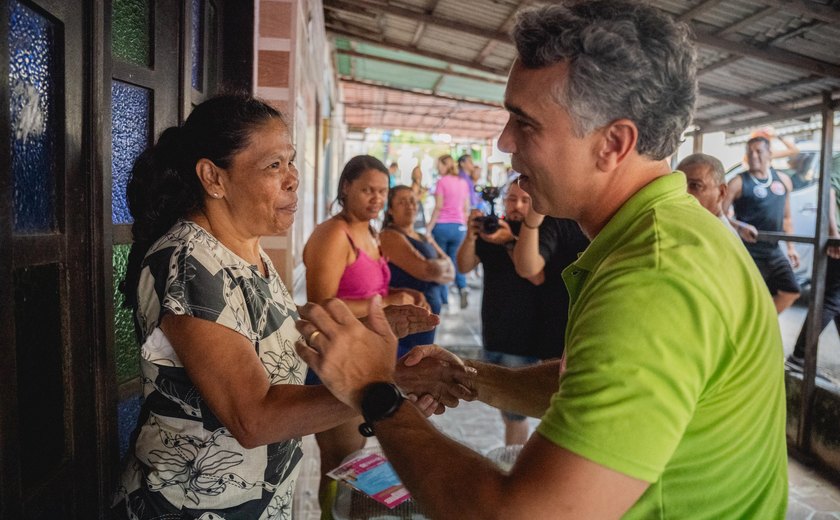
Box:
498;120;515;153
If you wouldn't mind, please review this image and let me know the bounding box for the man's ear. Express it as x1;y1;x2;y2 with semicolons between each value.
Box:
595;119;638;172
717;183;728;206
195;158;224;198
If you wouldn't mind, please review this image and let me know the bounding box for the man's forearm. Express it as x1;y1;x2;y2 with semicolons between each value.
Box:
464;359;560;418
374;403;511;519
457;238;479;273
512;225;545;278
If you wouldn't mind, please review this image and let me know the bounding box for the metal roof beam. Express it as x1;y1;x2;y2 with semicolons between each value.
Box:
328;3;840;80
325;0;510;42
410;23;426;46
478;2;522;64
346;100;498;110
697;55;742;76
758;0;840;24
339;77;504;108
716;6;779;36
336;49;506;84
345;105;502;126
692;29;840;77
699;86;784;114
327;25;508;77
678;0;725;21
695;97;836;133
764;19;823;46
748;74;823;97
431;72;448;95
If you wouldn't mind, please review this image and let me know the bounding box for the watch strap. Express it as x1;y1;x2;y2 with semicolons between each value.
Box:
358;382;405;437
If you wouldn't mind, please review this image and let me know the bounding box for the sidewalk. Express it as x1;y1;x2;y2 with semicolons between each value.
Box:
292;284;840;518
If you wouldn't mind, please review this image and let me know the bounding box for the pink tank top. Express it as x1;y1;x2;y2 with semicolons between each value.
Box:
434;174;470;224
336;232;391;300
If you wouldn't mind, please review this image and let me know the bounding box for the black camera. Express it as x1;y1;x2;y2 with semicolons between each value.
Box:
474;185;501;234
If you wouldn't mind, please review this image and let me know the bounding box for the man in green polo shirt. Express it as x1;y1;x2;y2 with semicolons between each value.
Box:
294;1;788;518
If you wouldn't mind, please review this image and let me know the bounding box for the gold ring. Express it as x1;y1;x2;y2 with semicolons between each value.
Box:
308;330;322;344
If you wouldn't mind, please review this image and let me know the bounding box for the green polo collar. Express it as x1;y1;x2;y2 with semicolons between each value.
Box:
573;172;688;273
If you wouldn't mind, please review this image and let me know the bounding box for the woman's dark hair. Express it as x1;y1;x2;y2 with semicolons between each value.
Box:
120;94;284;312
332;155;390;213
383;185;413;228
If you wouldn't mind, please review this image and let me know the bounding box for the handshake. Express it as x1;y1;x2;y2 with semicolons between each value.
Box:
295;296;478;416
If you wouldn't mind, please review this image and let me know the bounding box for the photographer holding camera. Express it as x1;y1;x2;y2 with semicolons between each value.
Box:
456;177;589;445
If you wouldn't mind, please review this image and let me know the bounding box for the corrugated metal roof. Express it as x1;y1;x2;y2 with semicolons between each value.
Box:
326;0;840;138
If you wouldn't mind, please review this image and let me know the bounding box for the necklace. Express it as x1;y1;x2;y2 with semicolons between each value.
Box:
748;171;772;188
749;171;773;199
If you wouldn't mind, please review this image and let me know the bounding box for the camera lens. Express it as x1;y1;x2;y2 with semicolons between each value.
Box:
481;215;500;234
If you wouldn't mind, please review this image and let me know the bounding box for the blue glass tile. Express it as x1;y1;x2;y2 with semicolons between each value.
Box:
8;0;58;233
111;81;151;224
191;0;204;91
117;395;142;459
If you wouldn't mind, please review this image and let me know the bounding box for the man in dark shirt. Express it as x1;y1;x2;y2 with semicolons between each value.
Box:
456;179;589;445
723;136;800;313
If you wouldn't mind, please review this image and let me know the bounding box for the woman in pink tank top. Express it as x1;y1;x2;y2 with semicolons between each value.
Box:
427;154;471;308
302;155;428;511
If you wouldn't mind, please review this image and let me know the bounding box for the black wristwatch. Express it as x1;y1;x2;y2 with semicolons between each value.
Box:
358;382;405;437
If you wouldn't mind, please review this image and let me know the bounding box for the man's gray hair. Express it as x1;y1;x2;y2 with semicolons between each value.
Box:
677;153;726;185
511;0;697;160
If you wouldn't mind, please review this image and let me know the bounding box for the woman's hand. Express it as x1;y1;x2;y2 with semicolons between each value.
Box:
295;296;398;409
387;288;430;310
361;304;439;339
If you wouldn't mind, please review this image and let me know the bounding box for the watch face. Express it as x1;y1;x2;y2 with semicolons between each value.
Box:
361;382;403;423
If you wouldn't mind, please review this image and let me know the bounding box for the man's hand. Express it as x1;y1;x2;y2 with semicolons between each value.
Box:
787;247;800;268
737;222;759;243
296;296;396;409
524;205;545;230
364;304;439;339
465;209;483;240
480;219;515;245
395;347;477;412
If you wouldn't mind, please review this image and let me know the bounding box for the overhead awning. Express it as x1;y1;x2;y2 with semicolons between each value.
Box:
325;0;840;139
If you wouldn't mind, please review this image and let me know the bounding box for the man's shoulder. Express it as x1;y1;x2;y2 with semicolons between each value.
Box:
595;201;737;284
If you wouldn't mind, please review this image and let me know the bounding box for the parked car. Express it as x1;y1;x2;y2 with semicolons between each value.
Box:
725;143;840;290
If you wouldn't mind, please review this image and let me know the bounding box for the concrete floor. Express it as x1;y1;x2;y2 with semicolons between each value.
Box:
779;300;840;384
292;282;840;519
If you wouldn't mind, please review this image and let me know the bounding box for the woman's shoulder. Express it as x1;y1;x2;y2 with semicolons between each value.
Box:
145;220;203;260
144;220;237;275
305;217;350;256
310;217;346;239
380;227;408;246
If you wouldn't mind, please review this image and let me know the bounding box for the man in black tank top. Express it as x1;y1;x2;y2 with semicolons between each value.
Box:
723;136;800;313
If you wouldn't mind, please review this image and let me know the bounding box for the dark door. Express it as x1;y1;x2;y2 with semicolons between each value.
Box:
1;1;252;516
0;0;95;517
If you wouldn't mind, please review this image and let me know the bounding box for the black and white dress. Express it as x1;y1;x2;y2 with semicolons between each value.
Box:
116;220;306;520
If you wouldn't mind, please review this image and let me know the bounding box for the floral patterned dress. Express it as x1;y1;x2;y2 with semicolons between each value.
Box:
115;220;306;519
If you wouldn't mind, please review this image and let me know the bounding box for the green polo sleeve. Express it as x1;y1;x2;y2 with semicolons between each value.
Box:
537;269;725;483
